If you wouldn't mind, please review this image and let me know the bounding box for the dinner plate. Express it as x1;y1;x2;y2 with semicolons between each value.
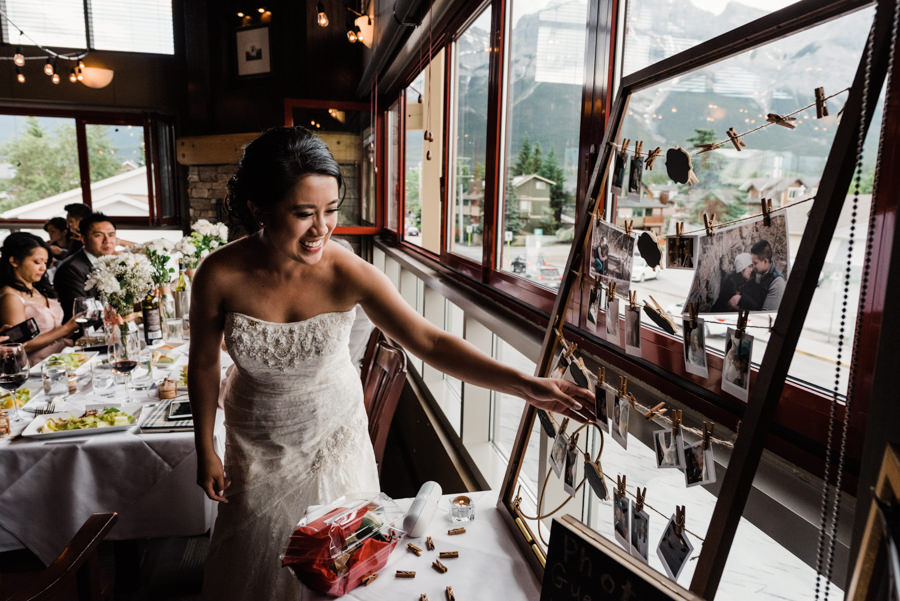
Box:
20;405;142;440
28;351;99;377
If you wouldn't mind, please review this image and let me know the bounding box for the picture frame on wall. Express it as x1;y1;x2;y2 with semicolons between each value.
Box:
236;26;271;77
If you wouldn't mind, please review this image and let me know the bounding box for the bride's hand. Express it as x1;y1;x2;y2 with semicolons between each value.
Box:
197;450;231;503
521;375;594;423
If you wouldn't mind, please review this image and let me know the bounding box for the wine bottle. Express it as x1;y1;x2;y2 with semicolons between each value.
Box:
141;292;163;345
159;284;176;336
173;261;191;319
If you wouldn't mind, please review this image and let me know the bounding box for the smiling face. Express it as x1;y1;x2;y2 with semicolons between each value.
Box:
11;246;49;285
261;174;341;265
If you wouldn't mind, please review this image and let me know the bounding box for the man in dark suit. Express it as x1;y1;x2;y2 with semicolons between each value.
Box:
55;213;118;322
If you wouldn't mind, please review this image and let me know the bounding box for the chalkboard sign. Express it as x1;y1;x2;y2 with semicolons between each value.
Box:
541;515;703;601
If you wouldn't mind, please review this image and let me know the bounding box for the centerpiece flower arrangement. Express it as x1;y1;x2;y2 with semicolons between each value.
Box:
85;253;155;343
134;238;176;287
175;219;229;271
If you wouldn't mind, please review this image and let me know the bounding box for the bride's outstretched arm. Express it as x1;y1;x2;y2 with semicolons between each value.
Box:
188;259;230;503
350;260;593;423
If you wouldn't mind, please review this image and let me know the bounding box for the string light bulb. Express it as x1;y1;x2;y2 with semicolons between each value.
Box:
51;72;60;85
69;68;77;83
257;7;265;13
13;47;24;67
15;67;24;83
43;57;53;76
316;2;328;27
76;66;84;81
347;25;358;43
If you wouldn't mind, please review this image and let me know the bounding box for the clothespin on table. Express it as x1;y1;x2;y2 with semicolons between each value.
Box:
628;290;638;310
643;402;667;421
726;127;746;151
766;113;797;129
596;366;605;387
634;487;647;514
623;219;634;236
674;506;686;536
616;474;627;497
687;302;698;330
736;310;749;339
814;87;829;118
761;198;773;227
645;146;661;170
702;422;714;450
703;213;717;236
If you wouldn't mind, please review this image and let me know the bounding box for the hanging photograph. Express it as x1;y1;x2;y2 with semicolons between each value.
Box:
590;220;636;294
549;430;568;478
666;235;699;270
657;515;694;581
550;347;570;379
235;26;271;77
613;489;630;551
595;382;610;431
625;306;642;357
611;395;630;449
562;357;593;390
721;328;754;401
584;458;608;500
654;429;684;470
562;440;579;497
630;501;650;563
606;296;621;346
684;213;790;313
683;440;716;488
682;317;709;378
586;284;604;334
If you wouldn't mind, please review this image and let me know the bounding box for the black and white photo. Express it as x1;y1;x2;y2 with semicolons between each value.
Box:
625;306;642;357
613;489;630;551
550;347;569;379
595;382;610;430
657;515;694;581
666;235;698;270
590;220;636;294
235;26;271;76
683;440;716;488
606;296;621;346
584;459;608;500
685;214;790;314
587;284;601;332
630;501;650;563
562;440;579;496
549;430;568;478
654;429;684;469
611;395;629;449
721;328;754;401
682;317;709;378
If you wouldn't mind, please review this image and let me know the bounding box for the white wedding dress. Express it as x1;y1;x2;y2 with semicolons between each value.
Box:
203;310;380;601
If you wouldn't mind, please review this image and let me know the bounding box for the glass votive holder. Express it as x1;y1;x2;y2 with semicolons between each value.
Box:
450;495;475;523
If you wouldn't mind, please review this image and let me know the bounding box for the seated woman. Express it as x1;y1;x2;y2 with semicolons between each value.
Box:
43;217;71;260
0;233;80;365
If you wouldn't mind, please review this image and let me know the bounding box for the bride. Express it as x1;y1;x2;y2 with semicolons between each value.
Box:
189;126;592;600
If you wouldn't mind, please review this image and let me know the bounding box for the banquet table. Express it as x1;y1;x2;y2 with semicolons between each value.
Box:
0;347;226;566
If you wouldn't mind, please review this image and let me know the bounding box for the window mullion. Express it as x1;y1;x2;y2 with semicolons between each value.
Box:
83;0;94;49
75;119;92;208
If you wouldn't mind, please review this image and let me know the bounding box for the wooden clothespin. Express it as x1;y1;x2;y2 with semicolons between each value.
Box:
695;142;721;154
766;113;797;129
568;431;580;450
619;138;631;157
616;474;627;497
624;219;634;236
628;290;638;310
625;392;638;410
687;302;698;329
634;140;643;158
703;213;716;236
596;366;605;387
609;281;617;301
736;310;749;339
726;127;746;151
563;342;578;360
671;409;683;437
761;198;773;227
675;222;685;238
814;87;829;118
618;375;628;397
644;146;661;170
558;417;570;436
643;402;667;420
646;295;678;333
634;487;647;514
702;422;714;450
674;506;686;536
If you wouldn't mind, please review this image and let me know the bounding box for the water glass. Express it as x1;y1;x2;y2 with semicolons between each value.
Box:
132;348;154;391
92;360;117;399
42;356;69;398
166;318;184;342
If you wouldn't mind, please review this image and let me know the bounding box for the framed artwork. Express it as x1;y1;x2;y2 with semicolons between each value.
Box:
236;26;271;77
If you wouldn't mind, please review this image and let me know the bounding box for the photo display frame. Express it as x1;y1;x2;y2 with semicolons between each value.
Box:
236;26;271;77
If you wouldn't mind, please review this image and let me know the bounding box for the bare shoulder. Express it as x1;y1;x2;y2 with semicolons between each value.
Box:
328;241;383;291
193;237;253;285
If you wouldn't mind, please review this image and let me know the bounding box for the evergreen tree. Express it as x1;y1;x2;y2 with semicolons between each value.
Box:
539;147;566;226
504;183;524;236
512;136;533;176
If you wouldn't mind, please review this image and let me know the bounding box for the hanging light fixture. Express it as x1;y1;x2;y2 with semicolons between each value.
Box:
13;46;24;67
69;68;77;83
346;23;358;43
15;67;24;83
43;57;53;76
316;2;329;26
51;71;60;85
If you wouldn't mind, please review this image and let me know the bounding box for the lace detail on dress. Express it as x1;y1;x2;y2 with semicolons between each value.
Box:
224;311;354;371
309;421;367;474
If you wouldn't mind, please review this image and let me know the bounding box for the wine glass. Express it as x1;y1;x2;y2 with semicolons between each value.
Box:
109;330;140;401
73;297;103;335
0;343;30;422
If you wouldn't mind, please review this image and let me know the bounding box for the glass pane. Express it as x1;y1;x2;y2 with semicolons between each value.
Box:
492;337;540;491
0;116;80;219
4;1;86;49
405;51;445;251
498;0;587;290
86;124;149;217
611;7;875;396
622;0;795;76
387;100;401;232
89;0;174;54
448;9;491;263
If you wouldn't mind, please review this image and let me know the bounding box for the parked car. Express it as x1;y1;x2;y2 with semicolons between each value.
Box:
510;254;549;275
631;254;658;282
405;225;420;237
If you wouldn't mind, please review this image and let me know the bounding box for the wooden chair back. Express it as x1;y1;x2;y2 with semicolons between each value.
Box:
362;336;407;473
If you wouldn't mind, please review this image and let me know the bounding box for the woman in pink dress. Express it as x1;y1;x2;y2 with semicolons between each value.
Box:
0;233;80;365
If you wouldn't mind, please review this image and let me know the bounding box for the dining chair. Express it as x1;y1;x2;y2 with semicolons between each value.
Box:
358;327;383;384
4;512;118;601
361;334;407;474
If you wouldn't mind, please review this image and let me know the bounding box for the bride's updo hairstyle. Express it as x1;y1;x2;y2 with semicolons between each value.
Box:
227;126;343;232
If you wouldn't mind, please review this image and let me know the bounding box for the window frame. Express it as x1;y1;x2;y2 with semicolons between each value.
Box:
0;105;173;230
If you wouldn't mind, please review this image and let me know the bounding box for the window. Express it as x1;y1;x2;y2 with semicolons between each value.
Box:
386;100;402;232
2;0;174;55
86;124;149;218
498;0;588;289
448;8;492;264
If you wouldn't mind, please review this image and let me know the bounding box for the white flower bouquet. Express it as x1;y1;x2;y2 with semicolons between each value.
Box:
134;238;176;286
176;219;229;270
85;253;155;317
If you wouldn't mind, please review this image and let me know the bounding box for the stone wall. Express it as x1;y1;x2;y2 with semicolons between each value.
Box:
186;165;233;222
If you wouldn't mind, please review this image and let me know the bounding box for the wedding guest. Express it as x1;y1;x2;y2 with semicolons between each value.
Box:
0;233;79;364
64;203;91;249
55;213;118;322
43;217;71;260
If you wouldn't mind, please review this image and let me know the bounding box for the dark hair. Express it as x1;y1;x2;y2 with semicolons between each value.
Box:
0;232;57;298
44;217;67;233
64;203;92;221
79;212;116;237
226;126;343;232
750;239;772;262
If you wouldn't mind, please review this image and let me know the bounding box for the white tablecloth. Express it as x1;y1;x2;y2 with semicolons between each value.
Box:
305;491;541;601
